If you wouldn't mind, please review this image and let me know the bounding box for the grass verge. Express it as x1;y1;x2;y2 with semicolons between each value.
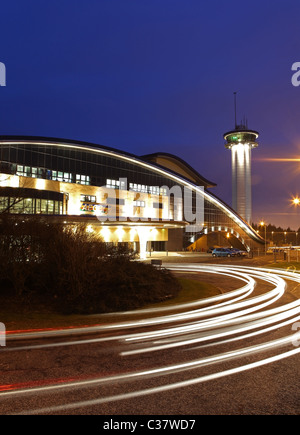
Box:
1;277;220;331
268;261;300;271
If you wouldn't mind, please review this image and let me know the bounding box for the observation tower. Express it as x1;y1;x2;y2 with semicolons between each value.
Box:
224;94;259;224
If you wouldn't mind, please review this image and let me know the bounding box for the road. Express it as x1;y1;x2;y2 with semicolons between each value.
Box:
0;264;300;415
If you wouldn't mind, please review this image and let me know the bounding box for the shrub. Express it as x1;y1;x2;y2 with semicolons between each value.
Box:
0;217;181;314
56;258;181;314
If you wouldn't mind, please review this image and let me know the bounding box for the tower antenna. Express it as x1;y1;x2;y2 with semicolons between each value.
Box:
234;92;237;129
224;100;259;224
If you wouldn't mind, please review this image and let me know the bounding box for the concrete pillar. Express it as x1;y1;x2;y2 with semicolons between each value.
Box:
137;227;151;260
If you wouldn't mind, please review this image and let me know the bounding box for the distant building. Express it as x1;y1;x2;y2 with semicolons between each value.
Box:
0;136;263;257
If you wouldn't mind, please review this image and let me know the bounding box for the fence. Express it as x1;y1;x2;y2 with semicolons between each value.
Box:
250;247;300;262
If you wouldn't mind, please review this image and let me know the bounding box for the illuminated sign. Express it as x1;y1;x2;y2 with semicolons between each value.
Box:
80;202;109;214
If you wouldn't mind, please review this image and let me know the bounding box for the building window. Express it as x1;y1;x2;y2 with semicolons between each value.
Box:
149;186;160;195
76;174;90;185
106;179;119;189
133;200;145;207
80;195;96;202
106;179;126;190
53;171;73;183
0;197;63;215
129;183;165;196
15;165;45;179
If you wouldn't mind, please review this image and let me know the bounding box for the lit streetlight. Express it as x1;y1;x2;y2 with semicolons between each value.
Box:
292;197;300;243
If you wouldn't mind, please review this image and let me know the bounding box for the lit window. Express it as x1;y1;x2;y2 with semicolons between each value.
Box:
80;195;96;202
106;179;125;189
133;200;145;207
76;174;90;185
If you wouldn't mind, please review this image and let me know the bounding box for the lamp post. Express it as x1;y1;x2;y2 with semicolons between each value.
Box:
292;197;300;261
260;221;267;255
292;197;300;238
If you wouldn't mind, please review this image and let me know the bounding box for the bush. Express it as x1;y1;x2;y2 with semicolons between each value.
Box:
0;217;181;314
56;258;181;314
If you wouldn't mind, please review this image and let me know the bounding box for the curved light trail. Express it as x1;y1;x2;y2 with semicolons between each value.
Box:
0;264;300;414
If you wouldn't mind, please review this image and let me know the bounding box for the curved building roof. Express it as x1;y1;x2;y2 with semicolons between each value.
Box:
142;152;216;188
0;135;264;247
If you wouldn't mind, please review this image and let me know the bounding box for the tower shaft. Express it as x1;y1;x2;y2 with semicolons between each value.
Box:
231;143;252;223
224;129;259;224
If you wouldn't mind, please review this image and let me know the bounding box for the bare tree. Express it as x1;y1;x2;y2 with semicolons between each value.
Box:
0;177;32;215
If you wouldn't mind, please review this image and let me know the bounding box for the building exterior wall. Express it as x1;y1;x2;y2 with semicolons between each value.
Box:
0;137;264;254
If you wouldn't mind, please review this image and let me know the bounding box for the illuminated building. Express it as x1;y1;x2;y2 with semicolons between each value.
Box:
224;120;259;224
0;136;264;257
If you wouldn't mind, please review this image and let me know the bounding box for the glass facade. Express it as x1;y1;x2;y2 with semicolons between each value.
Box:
0;142;180;190
0;138;264;250
0;187;63;215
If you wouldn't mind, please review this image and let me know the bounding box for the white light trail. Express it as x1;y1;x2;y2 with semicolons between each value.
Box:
1;264;300;414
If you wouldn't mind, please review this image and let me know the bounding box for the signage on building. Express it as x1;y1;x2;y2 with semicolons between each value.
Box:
80;202;109;214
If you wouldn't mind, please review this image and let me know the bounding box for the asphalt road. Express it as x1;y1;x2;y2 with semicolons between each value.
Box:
0;263;299;415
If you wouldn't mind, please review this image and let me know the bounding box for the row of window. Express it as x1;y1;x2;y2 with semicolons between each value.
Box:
0;197;63;215
10;163;168;193
80;195;96;203
106;179;127;190
107;179;168;196
0;144;178;192
15;165;91;185
133;200;145;207
129;183;168;196
79;194;156;209
52;171;91;185
0;156;176;194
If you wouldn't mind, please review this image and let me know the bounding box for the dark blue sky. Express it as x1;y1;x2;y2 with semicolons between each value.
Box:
1;0;300;228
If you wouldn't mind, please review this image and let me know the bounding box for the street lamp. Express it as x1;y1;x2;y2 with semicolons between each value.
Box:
260;221;267;255
292;197;300;241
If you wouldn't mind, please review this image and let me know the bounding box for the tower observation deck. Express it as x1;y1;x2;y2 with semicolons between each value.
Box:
224;122;259;224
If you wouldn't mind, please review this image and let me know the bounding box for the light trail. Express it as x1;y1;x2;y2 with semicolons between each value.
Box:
18;347;300;415
0;264;300;414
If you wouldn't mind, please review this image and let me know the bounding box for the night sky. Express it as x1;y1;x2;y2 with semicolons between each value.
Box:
1;0;300;228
